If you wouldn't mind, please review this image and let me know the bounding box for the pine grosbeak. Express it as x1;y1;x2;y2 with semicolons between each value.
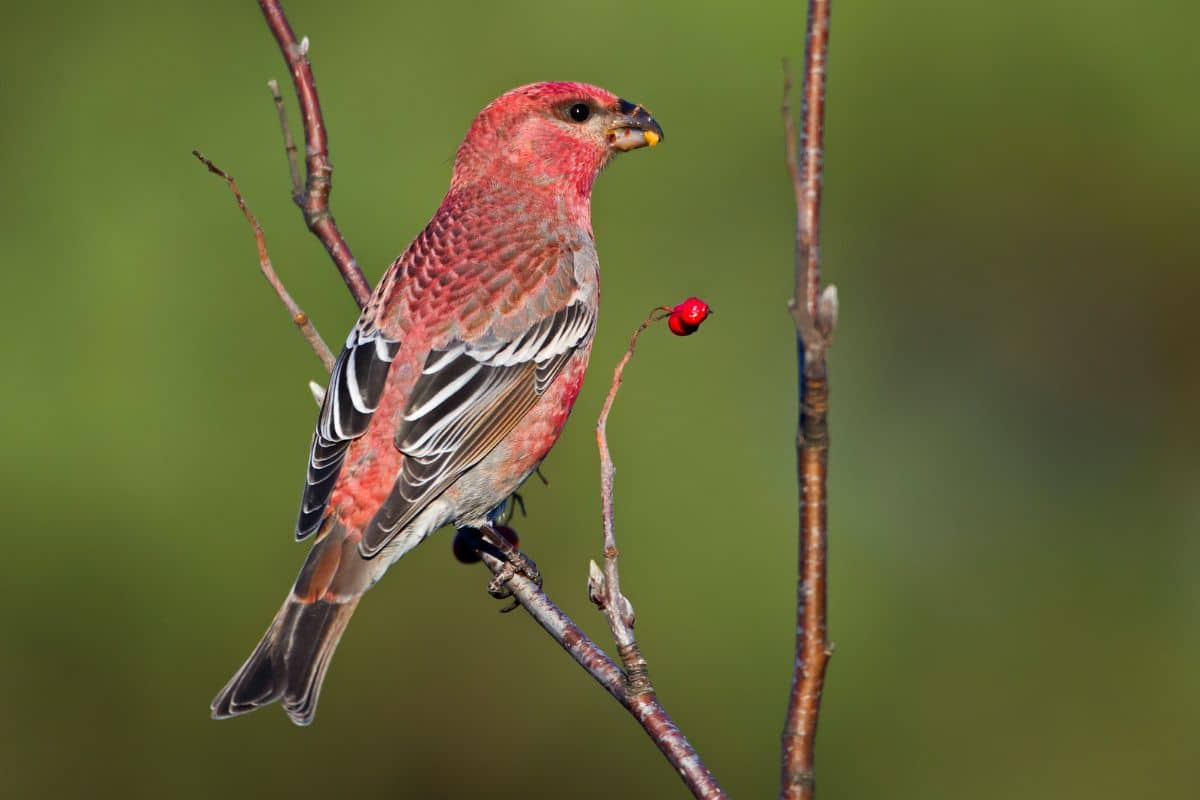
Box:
212;82;662;725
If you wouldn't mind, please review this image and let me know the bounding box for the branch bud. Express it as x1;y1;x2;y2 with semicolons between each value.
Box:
618;595;636;628
587;560;607;609
818;284;838;338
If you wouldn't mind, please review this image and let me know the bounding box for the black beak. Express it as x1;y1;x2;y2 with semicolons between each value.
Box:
608;98;664;150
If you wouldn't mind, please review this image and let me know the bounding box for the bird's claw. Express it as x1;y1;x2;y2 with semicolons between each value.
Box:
486;556;541;613
507;549;541;586
482;525;541;610
487;563;516;599
485;549;541;590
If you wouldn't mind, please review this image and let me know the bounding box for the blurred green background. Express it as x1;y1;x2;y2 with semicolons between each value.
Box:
2;1;1197;797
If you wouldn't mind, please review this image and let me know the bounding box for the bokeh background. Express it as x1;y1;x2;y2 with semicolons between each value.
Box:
2;1;1196;797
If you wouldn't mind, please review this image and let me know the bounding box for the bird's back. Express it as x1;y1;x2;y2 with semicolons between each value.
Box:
314;183;599;548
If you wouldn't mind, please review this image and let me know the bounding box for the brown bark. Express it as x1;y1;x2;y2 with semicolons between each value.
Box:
780;1;838;798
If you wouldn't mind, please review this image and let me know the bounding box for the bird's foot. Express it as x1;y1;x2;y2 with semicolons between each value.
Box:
485;553;541;595
481;525;541;611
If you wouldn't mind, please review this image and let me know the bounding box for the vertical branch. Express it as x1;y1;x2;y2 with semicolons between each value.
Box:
258;0;372;309
795;2;829;322
593;311;662;682
780;1;838;799
267;79;304;202
585;308;726;799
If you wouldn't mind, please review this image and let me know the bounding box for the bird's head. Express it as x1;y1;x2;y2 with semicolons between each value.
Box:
450;81;663;206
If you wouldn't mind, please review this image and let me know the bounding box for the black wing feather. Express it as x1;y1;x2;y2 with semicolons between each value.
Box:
358;302;594;557
296;326;400;540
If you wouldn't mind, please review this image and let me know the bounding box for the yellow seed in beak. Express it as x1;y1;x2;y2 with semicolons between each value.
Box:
643;130;660;148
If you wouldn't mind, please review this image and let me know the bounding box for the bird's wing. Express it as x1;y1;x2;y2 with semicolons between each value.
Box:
296;318;401;540
358;299;595;558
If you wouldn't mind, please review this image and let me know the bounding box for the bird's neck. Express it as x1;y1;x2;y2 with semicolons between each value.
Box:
450;173;594;236
451;143;601;233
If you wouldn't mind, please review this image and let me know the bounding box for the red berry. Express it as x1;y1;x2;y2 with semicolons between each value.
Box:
667;313;696;336
674;297;710;327
666;297;710;336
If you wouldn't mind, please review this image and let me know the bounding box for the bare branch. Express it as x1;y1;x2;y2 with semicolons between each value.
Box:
478;552;627;704
791;2;830;333
594;310;666;662
267;79;304;203
588;309;727;799
258;0;372;309
780;1;836;798
781;63;826;355
192;150;335;373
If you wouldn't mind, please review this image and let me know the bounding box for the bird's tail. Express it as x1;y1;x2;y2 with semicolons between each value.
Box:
212;523;369;726
210;595;359;725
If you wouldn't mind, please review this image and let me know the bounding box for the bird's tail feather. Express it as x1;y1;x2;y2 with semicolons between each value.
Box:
210;593;360;726
213;518;372;725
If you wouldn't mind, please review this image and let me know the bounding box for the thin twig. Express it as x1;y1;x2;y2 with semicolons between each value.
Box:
583;309;726;799
780;2;838;799
267;79;304;203
782;65;824;353
258;0;372;309
192;151;335;373
593;310;665;670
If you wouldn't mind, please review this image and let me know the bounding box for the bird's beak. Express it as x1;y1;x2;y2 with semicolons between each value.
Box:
607;98;664;151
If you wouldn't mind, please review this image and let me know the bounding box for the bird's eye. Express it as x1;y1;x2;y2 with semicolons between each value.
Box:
567;103;591;123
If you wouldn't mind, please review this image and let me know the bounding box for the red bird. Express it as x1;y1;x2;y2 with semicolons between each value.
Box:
212;82;663;725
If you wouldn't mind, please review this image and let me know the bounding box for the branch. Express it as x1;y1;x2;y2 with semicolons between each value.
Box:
267;79;304;203
258;0;372;309
592;311;664;675
477;550;626;699
479;552;723;799
192;151;335;373
586;309;727;799
780;2;838;799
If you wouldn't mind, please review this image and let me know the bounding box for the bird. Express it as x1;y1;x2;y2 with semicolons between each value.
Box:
211;82;663;725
